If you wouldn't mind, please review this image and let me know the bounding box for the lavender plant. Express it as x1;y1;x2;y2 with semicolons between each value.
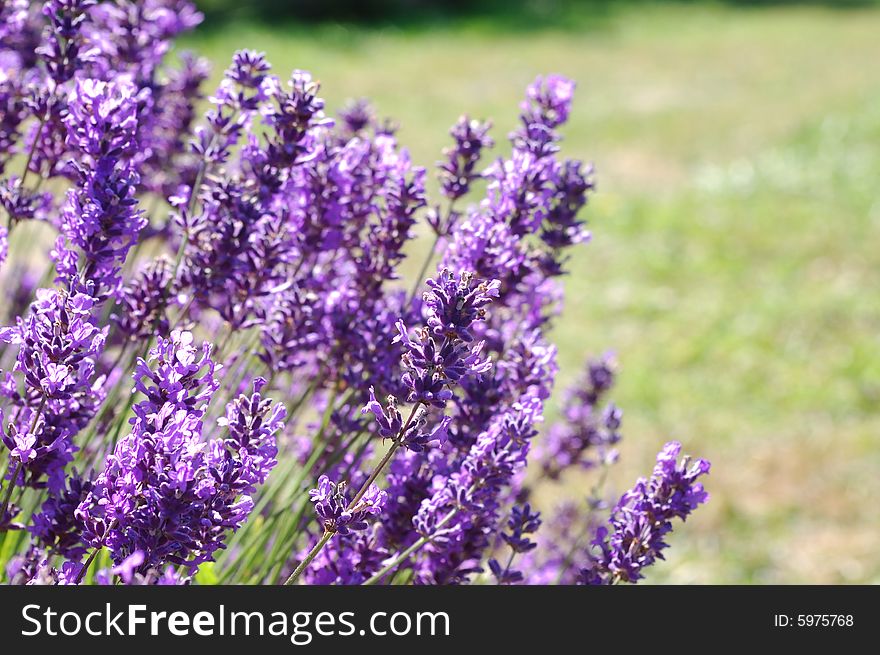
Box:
0;2;710;586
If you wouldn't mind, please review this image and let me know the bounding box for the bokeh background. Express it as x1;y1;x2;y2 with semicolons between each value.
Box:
183;0;880;583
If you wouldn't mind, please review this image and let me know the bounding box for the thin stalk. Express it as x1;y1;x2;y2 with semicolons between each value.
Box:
0;463;23;525
330;428;370;481
82;366;133;454
263;494;311;584
495;550;518;584
283;376;322;431
349;402;422;506
252;389;341;581
283;531;332;586
213;326;236;363
405;201;455;305
75;545;101;584
105;342;130;377
362;507;459;586
551;462;613;584
276;400;422;584
169;294;196;330
406;231;441;304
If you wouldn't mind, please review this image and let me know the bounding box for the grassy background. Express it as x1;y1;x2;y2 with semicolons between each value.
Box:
181;2;880;583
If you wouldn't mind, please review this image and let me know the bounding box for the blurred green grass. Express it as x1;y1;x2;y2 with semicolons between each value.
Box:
182;2;880;583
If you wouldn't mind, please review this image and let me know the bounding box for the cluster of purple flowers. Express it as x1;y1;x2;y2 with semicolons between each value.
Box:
579;442;710;584
0;3;709;586
538;354;621;479
0;286;106;511
309;476;387;536
75;332;284;576
488;503;541;584
53;76;146;299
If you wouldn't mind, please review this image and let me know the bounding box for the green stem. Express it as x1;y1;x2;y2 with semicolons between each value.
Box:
169;294;196;330
0;462;23;525
276;400;422;584
497;550;518;584
407;232;441;304
349;402;422;506
363;507;459;585
214;325;233;358
75;545;101;584
283;531;332;586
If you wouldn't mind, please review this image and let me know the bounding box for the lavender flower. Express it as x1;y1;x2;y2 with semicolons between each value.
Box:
76;332;285;573
361;388;451;453
64;77;139;158
424;269;500;343
309;475;387;536
129;328;218;421
438;116;493;200
218;377;285;490
0;179;52;229
579;442;710;584
488;503;541;585
111;257;173;340
0;65;28;175
522;74;576;130
302;527;388;586
7;0;98;185
259;69;330;167
85;1;203;85
337;98;374;136
37;0;98;86
30;471;92;559
501;503;541;554
136;51;210;197
0;286;104;498
411;395;543;584
539;354;621;479
393;270;498;408
53;77;146;298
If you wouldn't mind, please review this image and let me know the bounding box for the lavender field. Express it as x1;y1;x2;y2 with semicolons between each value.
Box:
1;1;878;585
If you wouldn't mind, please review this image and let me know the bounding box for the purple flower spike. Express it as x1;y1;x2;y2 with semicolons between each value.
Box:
501;503;541;554
539;353;621;480
38;0;98;85
53;76;146;299
76;333;285;574
424;269;501;343
64;77;139;159
522;74;575;130
309;475;387;536
362;387;451;453
438;116;493;200
579;442;710;585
